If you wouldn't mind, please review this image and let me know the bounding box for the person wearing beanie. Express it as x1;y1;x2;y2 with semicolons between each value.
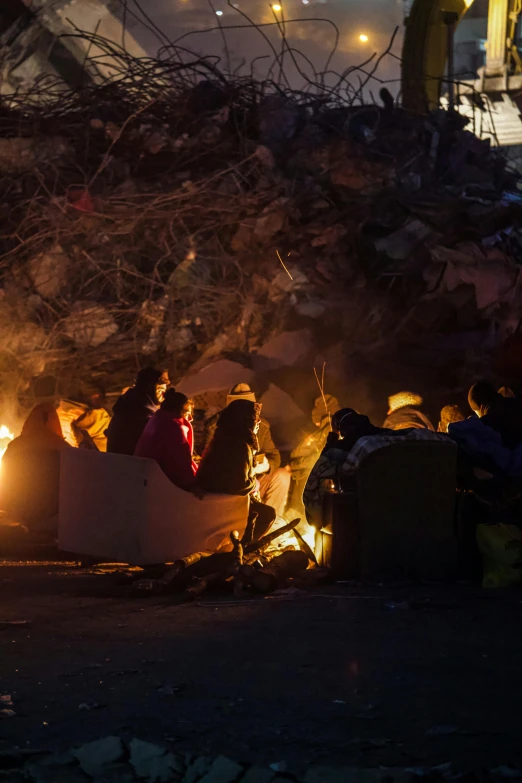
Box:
106;367;170;455
135;389;197;490
205;382;291;518
383;391;434;432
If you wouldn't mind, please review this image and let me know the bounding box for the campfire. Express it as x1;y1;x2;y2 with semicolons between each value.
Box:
133;517;325;599
0;425;14;462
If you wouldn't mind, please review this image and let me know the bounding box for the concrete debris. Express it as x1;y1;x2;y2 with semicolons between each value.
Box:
374;219;440;261
71;736;124;776
198;756;244;783
258;383;306;425
182;756;212;783
239;768;275;783
129;738;184;782
165;326;195;354
177;360;254;398
254;145;276;169
271;266;310;294
305;769;391;783
1;738;517;783
254;330;314;370
62;303;119;348
427;245;517;310
310;224;347;248
28;246;70;299
254;199;290;243
24;764;90;782
0;137;72;175
294;299;327;319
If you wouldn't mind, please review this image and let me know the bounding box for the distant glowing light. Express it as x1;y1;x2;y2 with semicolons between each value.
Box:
464;0;474;6
302;0;309;4
215;9;223;14
272;4;282;10
359;33;369;42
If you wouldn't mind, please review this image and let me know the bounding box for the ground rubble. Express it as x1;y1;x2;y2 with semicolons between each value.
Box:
1;737;521;783
1;42;522;420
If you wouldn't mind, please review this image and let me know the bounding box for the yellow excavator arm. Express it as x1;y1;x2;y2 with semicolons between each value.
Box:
402;0;522;113
402;0;475;113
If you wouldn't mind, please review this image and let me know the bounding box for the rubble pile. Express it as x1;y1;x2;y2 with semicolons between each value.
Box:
0;736;520;783
1;42;522;422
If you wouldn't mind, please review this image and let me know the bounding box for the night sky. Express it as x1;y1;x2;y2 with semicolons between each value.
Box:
113;0;404;90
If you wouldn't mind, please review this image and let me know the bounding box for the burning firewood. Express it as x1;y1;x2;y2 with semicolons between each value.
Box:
293;528;318;566
238;550;309;594
133;517;303;598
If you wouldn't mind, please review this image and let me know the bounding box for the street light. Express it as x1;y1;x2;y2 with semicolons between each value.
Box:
272;4;282;10
359;33;369;42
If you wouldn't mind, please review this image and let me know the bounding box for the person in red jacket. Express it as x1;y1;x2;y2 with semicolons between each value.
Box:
135;389;197;490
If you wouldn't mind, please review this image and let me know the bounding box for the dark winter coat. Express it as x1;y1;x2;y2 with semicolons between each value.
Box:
205;416;280;473
106;387;158;456
481;397;522;450
197;441;256;496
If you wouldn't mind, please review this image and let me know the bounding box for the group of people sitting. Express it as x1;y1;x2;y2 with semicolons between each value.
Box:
2;367;521;537
106;373;289;539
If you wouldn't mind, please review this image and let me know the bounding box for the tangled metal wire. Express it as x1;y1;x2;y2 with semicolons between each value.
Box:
0;12;407;407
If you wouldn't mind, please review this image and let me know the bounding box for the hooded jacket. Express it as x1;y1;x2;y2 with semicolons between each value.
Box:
106;386;158;456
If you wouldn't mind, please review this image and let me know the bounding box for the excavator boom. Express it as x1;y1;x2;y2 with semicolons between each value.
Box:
402;0;522;113
402;0;475;113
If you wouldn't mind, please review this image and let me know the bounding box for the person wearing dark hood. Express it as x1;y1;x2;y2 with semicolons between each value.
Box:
106;367;170;455
135;389;197;489
383;391;434;431
304;408;387;528
287;394;341;519
205;383;290;518
196;399;276;539
0;403;71;528
467;380;522;450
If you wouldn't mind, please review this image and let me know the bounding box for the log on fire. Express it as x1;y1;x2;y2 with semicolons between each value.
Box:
133;517;302;597
238;549;310;594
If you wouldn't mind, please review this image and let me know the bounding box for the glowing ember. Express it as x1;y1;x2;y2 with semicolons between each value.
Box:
0;425;14;461
300;524;316;552
268;518;316;555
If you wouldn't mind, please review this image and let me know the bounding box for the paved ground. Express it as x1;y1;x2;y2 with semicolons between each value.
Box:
1;560;521;776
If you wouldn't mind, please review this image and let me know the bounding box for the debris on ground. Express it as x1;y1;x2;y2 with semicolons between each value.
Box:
1;736;520;782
